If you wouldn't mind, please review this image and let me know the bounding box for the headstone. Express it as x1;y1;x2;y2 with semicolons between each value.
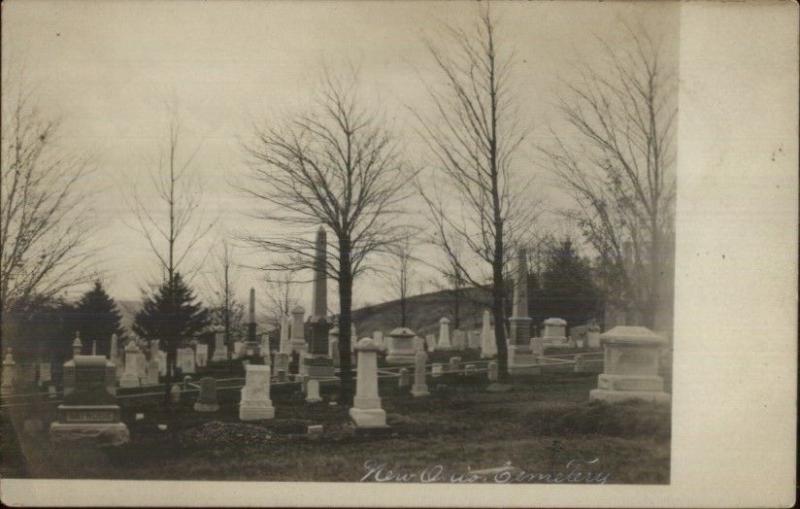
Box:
398;368;410;388
145;358;159;385
233;341;245;359
279;314;291;354
276;369;288;383
247;287;257;345
411;350;429;397
468;330;481;349
349;338;387;428
120;343;141;388
195;344;208;367
488;361;499;382
386;327;416;365
448;356;461;372
157;350;167;376
274;352;290;374
437;317;452;350
305;314;334;378
49;355;130;446
452;329;466;350
109;334;119;363
194;377;220;412
480;309;497;358
305;379;322;403
134;348;147;380
465;364;477;375
587;324;602;349
329;335;340;368
72;332;83;358
39;362;52;385
239;364;275;420
290;305;307;352
425;334;436;352
212;331;228;362
177;347;196;374
372;330;385;350
413;336;425;352
170;384;181;403
432;363;443;378
2;349;16;396
508;250;532;350
543;318;567;339
589;326;670;403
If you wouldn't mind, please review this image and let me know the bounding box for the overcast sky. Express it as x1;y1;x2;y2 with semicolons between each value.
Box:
2;0;679;314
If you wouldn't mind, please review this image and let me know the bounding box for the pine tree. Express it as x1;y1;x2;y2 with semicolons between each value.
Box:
133;272;209;384
72;281;124;357
532;239;601;328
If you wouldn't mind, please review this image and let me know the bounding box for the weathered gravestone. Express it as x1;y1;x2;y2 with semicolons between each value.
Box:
195;344;209;368
437;317;453;350
411;350;429;397
194;377;220;412
239;364;275;420
305;379;322;403
177;347;196;374
50;355;130;446
2;349;16;396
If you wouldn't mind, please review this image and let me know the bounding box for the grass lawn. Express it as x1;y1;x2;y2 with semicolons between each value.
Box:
1;372;670;484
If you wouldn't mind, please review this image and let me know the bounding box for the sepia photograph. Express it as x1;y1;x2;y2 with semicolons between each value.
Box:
0;0;795;506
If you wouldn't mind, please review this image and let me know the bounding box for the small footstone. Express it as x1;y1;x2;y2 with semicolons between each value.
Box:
307;424;323;439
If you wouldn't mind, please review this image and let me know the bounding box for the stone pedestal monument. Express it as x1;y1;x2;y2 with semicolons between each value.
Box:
386;327;416;365
239;364;275;420
119;342;142;388
589;326;670;403
480;309;497;358
290;305;307;352
50;355;129;446
349;337;388;428
508;249;532;353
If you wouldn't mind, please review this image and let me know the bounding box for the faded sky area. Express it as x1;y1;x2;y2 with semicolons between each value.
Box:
1;0;679;312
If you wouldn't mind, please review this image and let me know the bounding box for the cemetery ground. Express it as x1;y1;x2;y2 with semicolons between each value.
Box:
1;355;670;484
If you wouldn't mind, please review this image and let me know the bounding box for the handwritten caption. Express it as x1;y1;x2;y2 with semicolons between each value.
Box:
360;458;610;484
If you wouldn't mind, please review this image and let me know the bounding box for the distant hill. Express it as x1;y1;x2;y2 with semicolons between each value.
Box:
116;288;496;339
351;287;493;337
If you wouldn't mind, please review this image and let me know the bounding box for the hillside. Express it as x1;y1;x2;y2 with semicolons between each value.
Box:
351;287;493;337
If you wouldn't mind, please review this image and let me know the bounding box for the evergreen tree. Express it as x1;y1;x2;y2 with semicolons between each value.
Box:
132;272;209;382
72;281;124;357
530;239;602;328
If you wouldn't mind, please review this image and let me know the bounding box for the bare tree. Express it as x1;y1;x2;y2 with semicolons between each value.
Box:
203;239;244;356
241;70;412;403
263;267;300;325
381;235;416;328
0;82;96;343
127;110;215;401
538;24;676;329
414;9;540;380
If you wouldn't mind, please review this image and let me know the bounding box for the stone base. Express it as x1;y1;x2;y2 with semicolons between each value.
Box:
119;374;140;388
49;422;130;446
480;352;497;359
385;353;416;365
211;353;228;362
410;385;429;397
193;402;220;412
305;394;323;404
589;388;670;404
349;407;388;428
239;402;275;421
597;373;664;392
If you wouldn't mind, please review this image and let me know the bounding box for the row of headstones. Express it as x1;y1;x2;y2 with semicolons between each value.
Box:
183;337;505;429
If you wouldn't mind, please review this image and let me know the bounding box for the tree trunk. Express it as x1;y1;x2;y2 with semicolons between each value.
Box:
647;216;661;329
337;236;355;405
